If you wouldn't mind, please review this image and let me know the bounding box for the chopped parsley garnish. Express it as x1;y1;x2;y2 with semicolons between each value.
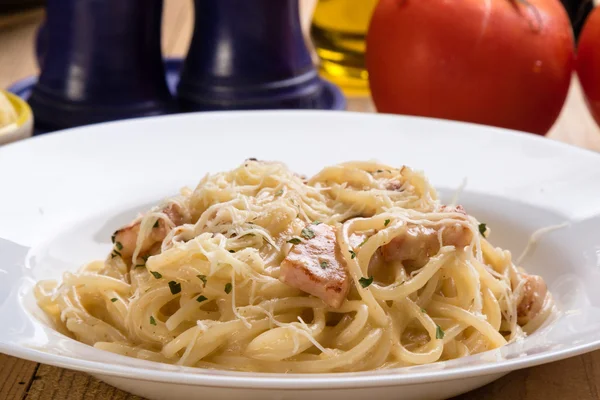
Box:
115;241;123;251
359;276;374;288
111;233;116;244
359;237;369;247
224;283;232;294
478;223;487;237
436;325;445;339
150;271;162;279
287;237;302;245
153;219;160;228
384;219;391;227
133;256;147;268
349;250;356;259
312;220;322;225
196;295;208;303
229;249;236;253
112;249;122;257
320;261;328;269
149;316;157;326
197;274;207;285
168;280;181;295
275;189;284;196
421;308;427;313
301;228;315;239
110;298;118;302
376;169;383;173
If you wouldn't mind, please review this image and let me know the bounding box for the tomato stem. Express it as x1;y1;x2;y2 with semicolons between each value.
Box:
515;0;543;33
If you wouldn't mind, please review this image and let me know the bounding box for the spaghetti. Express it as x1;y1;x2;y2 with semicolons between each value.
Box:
35;160;553;372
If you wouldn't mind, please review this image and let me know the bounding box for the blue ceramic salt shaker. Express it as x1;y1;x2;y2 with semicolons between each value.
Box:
28;0;173;131
178;0;342;111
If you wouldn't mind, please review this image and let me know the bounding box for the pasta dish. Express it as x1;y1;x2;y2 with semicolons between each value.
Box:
35;160;553;372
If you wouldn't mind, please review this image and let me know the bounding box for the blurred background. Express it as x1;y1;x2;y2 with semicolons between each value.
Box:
1;0;600;149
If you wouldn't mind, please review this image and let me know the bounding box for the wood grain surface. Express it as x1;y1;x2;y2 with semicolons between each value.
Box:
1;1;600;399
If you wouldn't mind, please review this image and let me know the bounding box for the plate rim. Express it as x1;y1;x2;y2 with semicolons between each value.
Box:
1;339;598;388
2;109;600;159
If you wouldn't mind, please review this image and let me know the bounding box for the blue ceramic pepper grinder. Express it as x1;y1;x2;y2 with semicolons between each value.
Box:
178;0;345;111
28;0;173;131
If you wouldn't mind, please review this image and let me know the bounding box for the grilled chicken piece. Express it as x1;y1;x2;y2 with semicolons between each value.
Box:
113;203;186;262
280;223;350;308
517;273;548;325
381;206;472;267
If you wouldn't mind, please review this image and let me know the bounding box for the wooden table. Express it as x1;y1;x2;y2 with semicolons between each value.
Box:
1;2;600;400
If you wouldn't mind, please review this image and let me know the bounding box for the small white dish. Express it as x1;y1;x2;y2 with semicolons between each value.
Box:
0;111;599;400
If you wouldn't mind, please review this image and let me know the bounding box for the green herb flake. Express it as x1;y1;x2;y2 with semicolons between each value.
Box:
359;237;369;247
168;280;181;295
320;261;328;269
478;223;487;237
197;275;207;285
301;228;315;240
359;276;374;288
115;241;123;251
376;169;383;173
384;219;391;227
229;249;236;253
112;249;122;257
349;250;356;259
224;283;233;294
196;295;208;303
436;325;445;339
287;237;302;245
420;308;427;313
134;264;146;269
153;219;160;229
275;189;284;196
312;220;322;225
150;271;162;279
110;298;118;303
149;316;157;326
111;233;116;244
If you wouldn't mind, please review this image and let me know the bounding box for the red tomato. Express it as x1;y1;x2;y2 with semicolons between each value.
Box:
366;0;575;135
577;7;600;127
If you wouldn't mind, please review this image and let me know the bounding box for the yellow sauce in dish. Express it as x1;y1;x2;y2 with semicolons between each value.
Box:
0;91;33;145
0;90;18;130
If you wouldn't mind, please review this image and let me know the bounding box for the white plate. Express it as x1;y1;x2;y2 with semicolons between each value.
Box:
1;111;600;400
